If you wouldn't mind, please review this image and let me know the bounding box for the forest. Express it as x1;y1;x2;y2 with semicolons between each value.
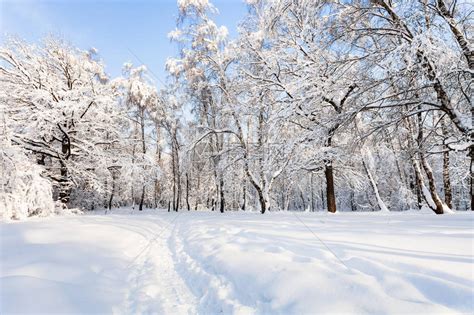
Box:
1;0;472;219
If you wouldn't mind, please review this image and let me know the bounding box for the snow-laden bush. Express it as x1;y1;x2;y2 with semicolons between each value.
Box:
0;144;54;220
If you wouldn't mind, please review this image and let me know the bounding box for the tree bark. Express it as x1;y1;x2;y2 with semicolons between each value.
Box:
420;154;445;214
362;158;388;211
325;135;337;213
186;173;190;211
138;186;145;211
257;187;268;214
219;177;225;213
58;137;71;206
172;144;176;212
325;161;337;213
442;146;453;209
108;174;115;211
139;108;146;211
471;157;474;211
59;161;70;205
411;170;423;209
310;172;315;212
241;178;246;211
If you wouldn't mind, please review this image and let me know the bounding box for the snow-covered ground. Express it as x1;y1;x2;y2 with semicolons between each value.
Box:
1;210;473;314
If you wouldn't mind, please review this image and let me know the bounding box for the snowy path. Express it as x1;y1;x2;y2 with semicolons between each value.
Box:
120;213;198;314
1;211;473;314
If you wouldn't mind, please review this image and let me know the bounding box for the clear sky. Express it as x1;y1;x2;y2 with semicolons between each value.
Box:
0;0;247;88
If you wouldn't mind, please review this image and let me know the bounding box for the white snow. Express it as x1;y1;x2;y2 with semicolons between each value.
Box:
1;210;473;314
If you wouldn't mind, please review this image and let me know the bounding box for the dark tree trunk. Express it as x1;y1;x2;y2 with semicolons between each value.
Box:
258;191;267;214
172;129;180;212
310;172;315;212
108;188;114;210
241;179;246;211
186;173;190;211
59;161;70;205
471;155;474;211
59;138;71;206
219;177;225;213
325;161;337;213
172;141;177;212
108;170;117;211
176;183;180;212
300;188;306;211
131;144;136;208
324;134;337;213
350;190;356;211
139;109;146;211
139;186;145;211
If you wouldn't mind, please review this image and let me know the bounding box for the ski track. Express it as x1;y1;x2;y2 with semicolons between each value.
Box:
119;214;199;315
170;219;256;314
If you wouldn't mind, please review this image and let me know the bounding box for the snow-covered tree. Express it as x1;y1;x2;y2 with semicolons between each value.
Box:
112;63;161;210
0;107;54;219
0;37;121;209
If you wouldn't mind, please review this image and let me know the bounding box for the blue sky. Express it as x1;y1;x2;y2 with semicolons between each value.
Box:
0;0;247;87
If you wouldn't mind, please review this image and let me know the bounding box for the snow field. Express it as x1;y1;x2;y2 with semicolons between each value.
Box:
1;210;473;314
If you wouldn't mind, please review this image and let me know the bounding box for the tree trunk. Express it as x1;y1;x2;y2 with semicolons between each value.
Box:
442;150;453;209
350;190;356;211
325;161;337;213
108;178;114;211
59;161;70;205
324;133;337;213
59;137;71;206
131;144;136;208
420;154;445;214
258;189;268;214
172;147;176;212
175;169;181;212
186;173;190;211
173;129;181;212
310;172;315;212
154;180;159;209
139;186;145;211
219;177;225;213
416;111;447;214
471;156;474;211
241;178;246;211
411;171;422;209
437;117;453;209
362;158;388;212
139;108;146;211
